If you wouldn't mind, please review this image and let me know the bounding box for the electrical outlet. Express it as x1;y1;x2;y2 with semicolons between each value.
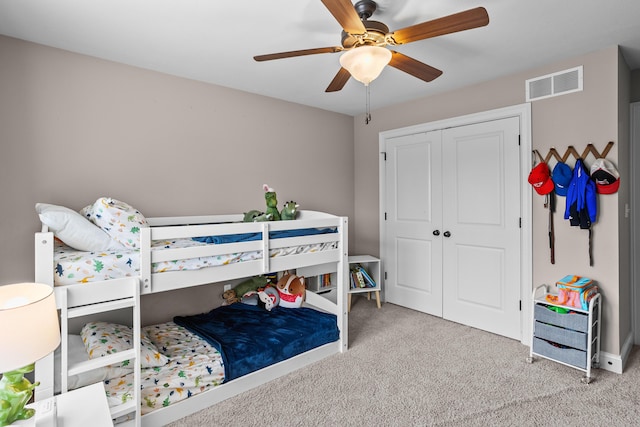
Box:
224;284;231;291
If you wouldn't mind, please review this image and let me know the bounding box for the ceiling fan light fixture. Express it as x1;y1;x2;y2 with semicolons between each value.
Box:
339;45;391;85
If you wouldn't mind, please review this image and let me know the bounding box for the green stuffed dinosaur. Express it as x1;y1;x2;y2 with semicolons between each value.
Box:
243;210;263;222
243;210;273;222
224;276;271;303
263;184;281;221
280;201;299;220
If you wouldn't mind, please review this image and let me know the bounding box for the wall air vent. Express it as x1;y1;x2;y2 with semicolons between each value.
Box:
525;66;583;102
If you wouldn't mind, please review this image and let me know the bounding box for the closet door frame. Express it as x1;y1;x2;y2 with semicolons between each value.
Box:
379;103;533;345
631;101;640;345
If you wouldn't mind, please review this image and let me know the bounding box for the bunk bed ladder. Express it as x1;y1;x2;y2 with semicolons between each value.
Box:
59;278;141;426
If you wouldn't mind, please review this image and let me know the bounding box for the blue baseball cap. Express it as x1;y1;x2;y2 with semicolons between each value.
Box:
552;162;572;196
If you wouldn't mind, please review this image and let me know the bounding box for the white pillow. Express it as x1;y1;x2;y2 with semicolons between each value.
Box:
83;197;148;249
36;203;124;252
81;321;169;368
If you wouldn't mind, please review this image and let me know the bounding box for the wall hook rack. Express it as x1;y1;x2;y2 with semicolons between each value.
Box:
533;141;615;165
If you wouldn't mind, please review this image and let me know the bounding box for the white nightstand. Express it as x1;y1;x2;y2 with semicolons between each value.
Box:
348;255;382;312
13;382;112;427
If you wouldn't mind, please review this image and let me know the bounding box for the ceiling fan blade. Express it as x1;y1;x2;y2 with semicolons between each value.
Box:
388;51;443;82
254;46;342;62
391;7;489;44
321;0;366;34
325;67;351;92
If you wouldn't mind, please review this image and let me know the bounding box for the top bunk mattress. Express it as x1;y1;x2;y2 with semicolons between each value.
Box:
52;233;338;287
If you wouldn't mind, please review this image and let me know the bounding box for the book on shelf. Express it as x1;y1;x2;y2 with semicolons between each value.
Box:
321;273;332;288
350;264;377;288
357;265;377;288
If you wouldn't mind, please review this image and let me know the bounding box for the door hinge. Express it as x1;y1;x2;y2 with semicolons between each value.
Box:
518;135;521;146
381;152;387;161
384;212;387;220
519;300;522;311
384;272;388;280
519;217;522;228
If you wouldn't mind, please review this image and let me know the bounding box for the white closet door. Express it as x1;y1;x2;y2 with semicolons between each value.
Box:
384;131;443;316
441;117;521;340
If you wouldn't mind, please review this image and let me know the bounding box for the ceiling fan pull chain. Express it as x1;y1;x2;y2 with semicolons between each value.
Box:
365;84;372;124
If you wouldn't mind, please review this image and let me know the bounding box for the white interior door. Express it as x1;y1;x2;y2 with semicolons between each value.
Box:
382;115;522;340
384;131;443;316
441;117;521;339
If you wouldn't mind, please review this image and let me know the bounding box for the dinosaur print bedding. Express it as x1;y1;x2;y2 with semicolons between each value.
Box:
103;321;225;417
52;237;338;287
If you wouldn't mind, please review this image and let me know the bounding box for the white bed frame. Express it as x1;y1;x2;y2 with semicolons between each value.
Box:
34;210;348;427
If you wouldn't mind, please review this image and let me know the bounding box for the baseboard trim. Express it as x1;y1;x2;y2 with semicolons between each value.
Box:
599;332;634;374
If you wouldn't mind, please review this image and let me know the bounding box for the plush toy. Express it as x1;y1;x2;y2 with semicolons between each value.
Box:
241;286;280;311
243;210;263;222
280;201;299;221
253;212;273;222
263;184;281;221
222;288;240;305
276;273;306;308
223;276;271;305
243;210;273;222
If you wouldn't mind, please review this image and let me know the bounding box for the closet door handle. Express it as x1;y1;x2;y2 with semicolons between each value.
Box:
433;230;440;236
443;231;452;238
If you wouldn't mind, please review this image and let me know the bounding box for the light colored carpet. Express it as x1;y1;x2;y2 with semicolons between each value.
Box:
168;297;640;426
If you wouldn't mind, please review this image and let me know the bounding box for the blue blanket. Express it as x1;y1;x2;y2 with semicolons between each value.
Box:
192;227;337;244
174;303;339;381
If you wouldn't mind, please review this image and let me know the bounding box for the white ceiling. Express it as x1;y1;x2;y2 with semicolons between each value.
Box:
1;0;640;116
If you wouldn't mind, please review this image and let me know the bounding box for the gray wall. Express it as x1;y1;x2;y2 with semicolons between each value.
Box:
352;46;630;356
0;35;354;321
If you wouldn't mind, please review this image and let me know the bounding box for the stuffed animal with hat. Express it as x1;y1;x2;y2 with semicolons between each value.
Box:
263;184;281;221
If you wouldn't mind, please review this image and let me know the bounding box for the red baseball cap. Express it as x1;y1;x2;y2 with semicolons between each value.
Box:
590;158;620;194
528;162;554;195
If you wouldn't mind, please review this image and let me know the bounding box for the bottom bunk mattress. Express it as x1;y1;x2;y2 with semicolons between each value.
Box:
174;303;340;381
61;304;339;420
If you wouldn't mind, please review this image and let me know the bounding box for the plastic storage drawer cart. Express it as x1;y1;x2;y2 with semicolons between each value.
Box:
526;284;601;383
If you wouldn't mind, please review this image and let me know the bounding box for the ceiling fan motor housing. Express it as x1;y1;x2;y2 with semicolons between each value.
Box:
341;20;389;48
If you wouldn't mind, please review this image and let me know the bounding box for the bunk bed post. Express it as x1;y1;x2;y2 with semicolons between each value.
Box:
261;222;270;273
34;229;55;401
338;217;349;352
34;229;54;285
140;226;152;294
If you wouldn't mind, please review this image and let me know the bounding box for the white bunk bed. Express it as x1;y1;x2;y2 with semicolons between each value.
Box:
34;208;348;427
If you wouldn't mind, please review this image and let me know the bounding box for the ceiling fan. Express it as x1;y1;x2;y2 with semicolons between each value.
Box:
254;0;489;92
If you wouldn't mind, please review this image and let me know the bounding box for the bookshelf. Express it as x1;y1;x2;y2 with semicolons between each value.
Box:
296;262;337;295
348;255;381;312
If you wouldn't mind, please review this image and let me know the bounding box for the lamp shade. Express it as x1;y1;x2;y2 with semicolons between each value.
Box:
0;283;60;372
339;46;392;85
